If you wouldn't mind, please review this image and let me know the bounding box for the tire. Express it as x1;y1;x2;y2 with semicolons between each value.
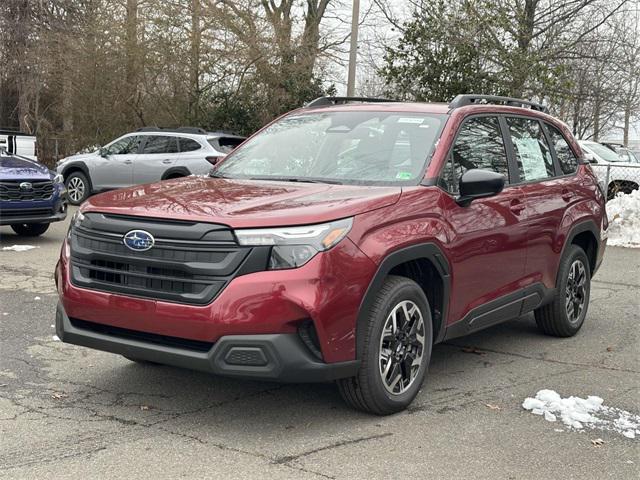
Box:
11;223;50;237
65;171;90;205
337;275;433;415
534;245;591;337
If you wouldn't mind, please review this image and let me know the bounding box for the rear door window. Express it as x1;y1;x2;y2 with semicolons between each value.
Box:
545;124;579;174
442;116;509;193
179;138;202;152
506;117;555;181
141;136;179;154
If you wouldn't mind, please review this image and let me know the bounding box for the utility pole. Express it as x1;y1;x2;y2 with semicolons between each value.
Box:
346;0;360;96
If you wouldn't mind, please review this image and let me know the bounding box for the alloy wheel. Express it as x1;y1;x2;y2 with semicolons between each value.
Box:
565;259;587;324
67;177;86;203
378;300;425;395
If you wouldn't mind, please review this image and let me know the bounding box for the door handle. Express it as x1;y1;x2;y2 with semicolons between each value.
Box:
123;160;132;165
162;159;172;164
561;189;573;202
509;199;525;215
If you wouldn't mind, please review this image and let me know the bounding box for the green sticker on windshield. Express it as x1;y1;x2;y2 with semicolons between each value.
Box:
396;171;413;180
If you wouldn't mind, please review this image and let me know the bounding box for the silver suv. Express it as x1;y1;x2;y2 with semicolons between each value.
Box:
56;127;245;204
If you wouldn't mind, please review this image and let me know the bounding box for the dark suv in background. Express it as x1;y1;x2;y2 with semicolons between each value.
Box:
55;95;607;415
1;148;67;236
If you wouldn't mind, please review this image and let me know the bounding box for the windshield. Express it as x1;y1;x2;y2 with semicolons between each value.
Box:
584;142;624;162
214;111;446;185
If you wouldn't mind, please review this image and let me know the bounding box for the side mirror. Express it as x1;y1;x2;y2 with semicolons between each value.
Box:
583;153;597;164
99;147;109;158
456;169;505;206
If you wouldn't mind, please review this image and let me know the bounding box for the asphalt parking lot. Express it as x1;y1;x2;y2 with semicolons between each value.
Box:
1;207;638;479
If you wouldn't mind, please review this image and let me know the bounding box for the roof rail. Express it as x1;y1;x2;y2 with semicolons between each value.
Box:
306;96;396;108
0;128;32;136
135;126;209;134
207;130;245;138
449;94;549;113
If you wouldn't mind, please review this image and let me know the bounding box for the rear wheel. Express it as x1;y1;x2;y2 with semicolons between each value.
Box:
534;245;591;337
337;276;432;415
65;171;90;205
11;223;50;237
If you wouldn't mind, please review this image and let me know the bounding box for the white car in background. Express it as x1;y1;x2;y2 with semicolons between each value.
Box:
578;140;639;200
0;129;37;160
56;127;245;204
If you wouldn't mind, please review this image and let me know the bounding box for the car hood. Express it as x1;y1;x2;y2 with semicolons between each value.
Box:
58;152;97;166
0;155;51;180
83;177;401;228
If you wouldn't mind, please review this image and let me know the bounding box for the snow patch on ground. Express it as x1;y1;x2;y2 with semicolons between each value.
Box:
523;390;640;439
2;245;39;252
606;190;640;248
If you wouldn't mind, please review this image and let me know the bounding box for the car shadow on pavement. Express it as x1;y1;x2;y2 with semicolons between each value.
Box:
61;314;546;429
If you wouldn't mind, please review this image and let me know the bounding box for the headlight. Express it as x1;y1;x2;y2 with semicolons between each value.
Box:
71;210;85;228
67;210;85;238
235;218;353;269
53;173;64;184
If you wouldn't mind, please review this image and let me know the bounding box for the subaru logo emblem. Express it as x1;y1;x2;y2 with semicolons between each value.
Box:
123;230;155;251
19;182;33;190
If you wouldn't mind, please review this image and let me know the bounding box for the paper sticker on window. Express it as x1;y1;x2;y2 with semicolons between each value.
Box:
397;117;424;124
396;171;413;180
513;138;548;180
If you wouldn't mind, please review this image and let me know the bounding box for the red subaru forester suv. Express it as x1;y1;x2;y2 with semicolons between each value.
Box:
55;95;607;415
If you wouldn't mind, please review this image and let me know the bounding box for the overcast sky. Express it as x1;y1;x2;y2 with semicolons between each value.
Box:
324;1;640;145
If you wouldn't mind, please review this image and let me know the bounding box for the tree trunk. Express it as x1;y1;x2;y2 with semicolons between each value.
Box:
189;0;201;122
125;0;138;124
11;0;31;132
623;103;631;147
593;97;601;142
62;48;74;135
510;0;538;96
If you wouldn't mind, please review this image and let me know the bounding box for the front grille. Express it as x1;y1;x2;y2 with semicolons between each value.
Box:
0;207;53;218
69;213;269;305
69;317;214;352
0;180;54;201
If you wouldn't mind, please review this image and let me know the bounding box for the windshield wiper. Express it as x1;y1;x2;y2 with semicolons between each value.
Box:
250;176;343;185
209;170;229;178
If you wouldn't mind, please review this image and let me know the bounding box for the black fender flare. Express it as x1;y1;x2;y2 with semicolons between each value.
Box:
557;219;600;283
61;161;93;191
355;243;451;358
161;167;191;180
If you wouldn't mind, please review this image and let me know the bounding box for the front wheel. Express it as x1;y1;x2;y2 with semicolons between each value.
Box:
534;245;591;337
65;171;90;205
11;223;50;237
337;276;433;415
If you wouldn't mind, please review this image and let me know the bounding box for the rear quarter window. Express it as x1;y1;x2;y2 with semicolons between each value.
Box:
208;137;244;154
179;138;202;152
546;124;579;174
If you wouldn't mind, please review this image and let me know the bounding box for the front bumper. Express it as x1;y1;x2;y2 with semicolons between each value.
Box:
0;208;67;226
0;194;68;225
56;302;359;382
